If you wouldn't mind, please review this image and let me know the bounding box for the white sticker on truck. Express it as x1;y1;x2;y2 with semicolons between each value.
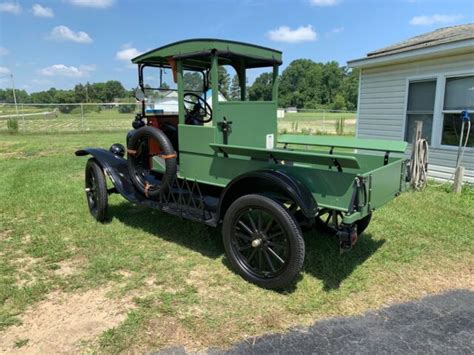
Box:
266;134;274;149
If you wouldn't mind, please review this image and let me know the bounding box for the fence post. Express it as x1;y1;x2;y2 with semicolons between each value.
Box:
21;103;26;131
322;110;325;132
80;103;84;131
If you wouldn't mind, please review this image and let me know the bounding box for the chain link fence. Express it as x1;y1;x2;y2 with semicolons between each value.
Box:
0;103;356;136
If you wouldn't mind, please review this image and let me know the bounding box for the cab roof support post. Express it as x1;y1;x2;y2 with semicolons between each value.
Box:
239;60;246;101
272;64;279;103
177;59;184;124
211;53;219;119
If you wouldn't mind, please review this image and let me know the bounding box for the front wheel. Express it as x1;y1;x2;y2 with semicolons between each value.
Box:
222;194;305;290
85;158;108;222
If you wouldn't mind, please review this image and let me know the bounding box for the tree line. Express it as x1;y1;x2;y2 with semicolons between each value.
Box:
0;59;359;110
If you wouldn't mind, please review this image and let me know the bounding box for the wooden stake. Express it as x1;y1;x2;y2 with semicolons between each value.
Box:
452;166;464;194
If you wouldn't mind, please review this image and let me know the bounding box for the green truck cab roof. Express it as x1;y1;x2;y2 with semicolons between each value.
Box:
131;38;282;69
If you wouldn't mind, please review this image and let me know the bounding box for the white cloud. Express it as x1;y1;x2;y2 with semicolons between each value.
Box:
39;64;95;77
32;4;54;17
310;0;339;6
0;66;11;75
410;14;463;26
67;0;114;8
267;25;317;43
116;44;143;62
49;25;93;43
331;26;344;33
0;2;21;14
0;47;9;56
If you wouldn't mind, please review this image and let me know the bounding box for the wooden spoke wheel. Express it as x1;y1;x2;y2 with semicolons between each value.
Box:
85;158;108;222
223;194;305;290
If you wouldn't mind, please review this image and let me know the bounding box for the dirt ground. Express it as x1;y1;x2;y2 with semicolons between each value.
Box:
0;287;132;354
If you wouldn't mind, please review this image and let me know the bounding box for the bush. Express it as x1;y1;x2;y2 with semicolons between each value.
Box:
7;118;19;134
69;105;102;115
118;104;136;114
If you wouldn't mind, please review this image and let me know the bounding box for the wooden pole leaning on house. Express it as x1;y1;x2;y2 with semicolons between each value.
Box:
410;120;428;190
452;166;464;193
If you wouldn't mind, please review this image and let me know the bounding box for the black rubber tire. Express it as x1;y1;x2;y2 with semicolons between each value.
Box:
85;158;108;222
355;213;372;235
315;209;372;235
127;126;177;199
222;194;305;290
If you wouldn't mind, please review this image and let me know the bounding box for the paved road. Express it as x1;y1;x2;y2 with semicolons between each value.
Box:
160;289;474;354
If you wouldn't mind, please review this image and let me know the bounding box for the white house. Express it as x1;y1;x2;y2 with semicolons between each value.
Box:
348;24;473;183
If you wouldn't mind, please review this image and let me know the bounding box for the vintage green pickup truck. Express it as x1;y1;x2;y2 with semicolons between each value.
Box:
76;39;408;289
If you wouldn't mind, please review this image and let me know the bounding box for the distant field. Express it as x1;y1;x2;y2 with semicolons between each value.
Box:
282;111;356;122
0;106;356;135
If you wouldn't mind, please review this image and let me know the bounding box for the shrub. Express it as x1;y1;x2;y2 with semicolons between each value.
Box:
7;118;19;134
118;104;136;114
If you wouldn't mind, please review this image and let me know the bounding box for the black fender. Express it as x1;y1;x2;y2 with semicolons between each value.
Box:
217;169;318;221
75;148;145;204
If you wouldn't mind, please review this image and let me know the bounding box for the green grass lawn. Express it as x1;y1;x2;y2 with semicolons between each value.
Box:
0;131;473;353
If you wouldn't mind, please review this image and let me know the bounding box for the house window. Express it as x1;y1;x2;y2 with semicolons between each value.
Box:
405;80;436;144
441;76;474;148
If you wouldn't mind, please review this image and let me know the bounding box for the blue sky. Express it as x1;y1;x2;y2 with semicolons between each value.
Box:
0;0;472;93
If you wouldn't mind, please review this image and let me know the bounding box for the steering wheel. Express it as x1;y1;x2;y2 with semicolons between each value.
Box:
183;92;213;124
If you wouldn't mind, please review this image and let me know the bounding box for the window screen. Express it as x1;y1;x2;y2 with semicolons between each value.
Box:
405;80;436;144
444;76;474;110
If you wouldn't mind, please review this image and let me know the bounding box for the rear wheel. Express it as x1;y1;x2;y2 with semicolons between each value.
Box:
85;158;108;222
222;194;305;290
315;208;372;235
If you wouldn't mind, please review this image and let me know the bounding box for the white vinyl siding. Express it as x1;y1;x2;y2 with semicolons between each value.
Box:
357;52;474;183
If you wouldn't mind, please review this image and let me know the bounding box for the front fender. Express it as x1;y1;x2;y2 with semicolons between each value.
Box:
75;148;144;203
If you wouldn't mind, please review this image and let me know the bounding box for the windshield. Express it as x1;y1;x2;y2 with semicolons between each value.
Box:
141;66;206;114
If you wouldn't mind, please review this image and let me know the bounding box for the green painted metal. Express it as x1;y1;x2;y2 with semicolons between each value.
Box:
134;38;407;226
278;134;408;153
215;102;278;147
209;143;361;169
132;38;282;69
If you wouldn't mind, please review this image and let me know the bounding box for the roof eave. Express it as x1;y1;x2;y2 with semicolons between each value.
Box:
348;38;474;69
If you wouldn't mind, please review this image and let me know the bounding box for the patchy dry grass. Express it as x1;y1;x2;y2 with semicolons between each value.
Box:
0;131;473;353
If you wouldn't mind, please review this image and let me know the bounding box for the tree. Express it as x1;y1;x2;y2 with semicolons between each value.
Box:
183;72;203;92
340;67;359;110
278;59;324;108
248;72;273;101
218;66;230;98
229;74;240;100
104;80;126;102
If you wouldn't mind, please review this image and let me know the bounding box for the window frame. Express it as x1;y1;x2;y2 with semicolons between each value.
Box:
403;70;473;152
402;76;438;145
438;72;474;151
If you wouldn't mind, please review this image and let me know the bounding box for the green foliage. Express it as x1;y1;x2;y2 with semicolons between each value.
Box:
7;118;19;134
218;66;230;99
229;74;241;101
248;72;273;101
118;104;136;114
183;72;204;92
331;94;347;110
278;60;358;110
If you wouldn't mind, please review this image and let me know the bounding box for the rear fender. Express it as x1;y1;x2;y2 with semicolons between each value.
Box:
217;169;318;221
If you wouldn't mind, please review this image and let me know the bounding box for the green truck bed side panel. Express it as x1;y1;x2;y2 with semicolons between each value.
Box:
278;134;407;153
365;159;405;210
209;143;360;169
